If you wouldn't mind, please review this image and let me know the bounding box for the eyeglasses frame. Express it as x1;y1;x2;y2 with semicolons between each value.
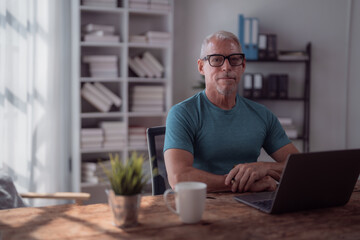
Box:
202;53;246;67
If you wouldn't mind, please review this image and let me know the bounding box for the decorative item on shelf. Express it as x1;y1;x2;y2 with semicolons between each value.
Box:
100;152;149;228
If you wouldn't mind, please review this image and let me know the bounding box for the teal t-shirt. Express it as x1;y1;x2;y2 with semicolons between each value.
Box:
164;90;291;175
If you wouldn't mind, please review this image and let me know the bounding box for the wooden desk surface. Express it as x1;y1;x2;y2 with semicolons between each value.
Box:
1;181;360;240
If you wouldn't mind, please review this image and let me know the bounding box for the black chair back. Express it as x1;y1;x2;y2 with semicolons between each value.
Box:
146;126;170;195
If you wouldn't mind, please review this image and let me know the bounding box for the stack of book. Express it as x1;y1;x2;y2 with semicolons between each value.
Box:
81;161;111;184
146;31;171;44
82;24;120;43
81;82;122;112
149;0;170;10
278;117;298;139
83;55;118;78
81;128;104;150
128;51;164;78
128;0;170;10
82;0;118;8
130;85;164;112
277;50;309;61
99;121;126;149
129;126;147;148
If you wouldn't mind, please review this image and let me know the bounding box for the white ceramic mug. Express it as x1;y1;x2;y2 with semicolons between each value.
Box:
163;181;207;224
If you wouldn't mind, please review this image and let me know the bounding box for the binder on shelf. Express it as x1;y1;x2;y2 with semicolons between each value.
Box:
243;73;253;99
278;74;289;99
250;18;259;60
238;14;245;54
252;73;264;99
258;34;267;60
243;18;251;59
267;74;278;99
266;34;277;60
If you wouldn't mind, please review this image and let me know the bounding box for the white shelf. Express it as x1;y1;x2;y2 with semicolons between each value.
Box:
71;0;173;198
80;6;125;13
81;112;124;118
80;77;125;82
81;42;125;47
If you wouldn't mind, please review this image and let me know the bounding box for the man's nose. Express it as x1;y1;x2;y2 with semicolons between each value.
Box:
221;58;232;71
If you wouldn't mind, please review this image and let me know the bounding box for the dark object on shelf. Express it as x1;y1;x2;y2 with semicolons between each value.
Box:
266;74;278;99
278;74;289;99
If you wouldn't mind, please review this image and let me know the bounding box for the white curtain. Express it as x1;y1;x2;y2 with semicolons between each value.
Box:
0;0;71;206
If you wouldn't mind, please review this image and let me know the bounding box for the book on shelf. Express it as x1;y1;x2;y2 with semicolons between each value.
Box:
81;135;104;143
104;135;126;142
129;1;148;9
133;56;154;78
94;82;122;107
83;55;117;63
81;87;111;112
146;31;171;44
83;83;113;107
129;126;146;134
83;34;120;43
129;35;147;43
83;55;118;78
81;128;103;137
99;121;126;130
142;57;162;78
83;24;115;34
130;105;164;112
131;99;163;105
103;141;126;149
149;1;171;11
132;85;164;93
128;57;146;78
81;141;103;149
143;51;164;73
82;0;117;8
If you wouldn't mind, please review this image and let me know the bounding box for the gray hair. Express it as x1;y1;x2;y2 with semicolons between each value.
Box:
199;31;242;58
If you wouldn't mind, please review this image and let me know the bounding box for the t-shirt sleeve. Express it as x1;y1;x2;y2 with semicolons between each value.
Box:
262;110;291;155
163;104;196;154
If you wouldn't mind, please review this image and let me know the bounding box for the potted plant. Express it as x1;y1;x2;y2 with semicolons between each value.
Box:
101;152;148;228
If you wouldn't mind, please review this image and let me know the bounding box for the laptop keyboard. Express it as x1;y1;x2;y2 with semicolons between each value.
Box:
253;199;273;211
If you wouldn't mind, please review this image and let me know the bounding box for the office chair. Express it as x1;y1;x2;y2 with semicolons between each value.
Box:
146;126;171;195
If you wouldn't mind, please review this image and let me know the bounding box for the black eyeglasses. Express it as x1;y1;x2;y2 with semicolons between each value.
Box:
202;53;245;67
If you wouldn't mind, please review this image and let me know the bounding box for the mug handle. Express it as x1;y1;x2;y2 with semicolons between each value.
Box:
163;189;178;215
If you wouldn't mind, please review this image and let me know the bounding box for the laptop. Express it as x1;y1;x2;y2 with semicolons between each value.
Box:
234;149;360;214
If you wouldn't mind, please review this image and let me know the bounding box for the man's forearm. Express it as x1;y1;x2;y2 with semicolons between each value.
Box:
170;167;231;192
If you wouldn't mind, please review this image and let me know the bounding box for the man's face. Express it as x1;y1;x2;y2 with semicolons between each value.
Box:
198;38;245;96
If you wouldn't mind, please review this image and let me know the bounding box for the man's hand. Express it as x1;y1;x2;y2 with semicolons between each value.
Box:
225;162;268;192
248;176;277;192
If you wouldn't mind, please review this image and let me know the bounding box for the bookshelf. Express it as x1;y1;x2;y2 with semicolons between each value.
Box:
71;0;173;203
244;43;311;153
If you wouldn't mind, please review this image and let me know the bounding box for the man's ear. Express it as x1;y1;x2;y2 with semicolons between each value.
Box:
197;59;205;75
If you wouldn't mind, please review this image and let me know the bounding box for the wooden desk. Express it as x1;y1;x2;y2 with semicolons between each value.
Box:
1;181;360;240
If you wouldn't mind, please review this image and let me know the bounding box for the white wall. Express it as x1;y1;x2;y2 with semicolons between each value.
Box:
173;0;360;152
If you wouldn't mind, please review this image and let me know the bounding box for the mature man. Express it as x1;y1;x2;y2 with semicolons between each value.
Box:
164;31;299;193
